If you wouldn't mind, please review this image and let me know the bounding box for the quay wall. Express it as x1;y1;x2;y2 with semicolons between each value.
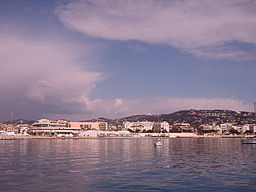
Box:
0;134;255;140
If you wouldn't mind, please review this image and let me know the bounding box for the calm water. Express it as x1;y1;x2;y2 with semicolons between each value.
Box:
1;138;256;192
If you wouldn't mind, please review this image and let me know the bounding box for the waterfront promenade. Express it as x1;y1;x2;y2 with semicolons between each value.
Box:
0;134;254;140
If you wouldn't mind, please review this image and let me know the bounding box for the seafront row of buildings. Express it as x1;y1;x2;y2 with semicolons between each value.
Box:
0;118;256;137
0;119;170;136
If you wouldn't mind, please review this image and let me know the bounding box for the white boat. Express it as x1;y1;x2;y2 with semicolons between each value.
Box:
241;138;256;144
154;139;163;146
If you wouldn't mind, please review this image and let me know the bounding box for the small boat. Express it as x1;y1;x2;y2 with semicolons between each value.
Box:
154;139;163;146
241;138;256;144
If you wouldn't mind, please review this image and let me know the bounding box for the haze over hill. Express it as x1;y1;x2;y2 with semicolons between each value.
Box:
8;109;256;128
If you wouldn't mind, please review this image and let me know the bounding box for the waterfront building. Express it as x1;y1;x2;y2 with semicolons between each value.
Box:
153;121;170;132
220;123;234;134
249;125;256;133
108;125;118;131
29;119;79;135
242;124;250;133
172;123;194;132
220;123;227;132
123;121;169;133
200;124;221;134
231;125;243;133
123;121;154;132
13;124;29;134
69;121;108;131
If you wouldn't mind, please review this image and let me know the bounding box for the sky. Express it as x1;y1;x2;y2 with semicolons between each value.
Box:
0;0;256;121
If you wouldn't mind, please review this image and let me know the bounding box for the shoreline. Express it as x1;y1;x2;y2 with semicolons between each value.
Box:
0;135;255;140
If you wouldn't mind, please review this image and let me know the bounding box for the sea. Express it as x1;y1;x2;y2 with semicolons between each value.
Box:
0;138;256;192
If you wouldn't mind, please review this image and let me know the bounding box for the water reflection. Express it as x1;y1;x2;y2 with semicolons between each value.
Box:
0;138;256;191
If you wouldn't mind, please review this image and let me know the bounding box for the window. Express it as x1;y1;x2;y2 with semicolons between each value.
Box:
80;124;92;129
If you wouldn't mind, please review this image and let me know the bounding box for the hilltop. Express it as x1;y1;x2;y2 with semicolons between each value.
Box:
4;109;256;127
111;109;256;127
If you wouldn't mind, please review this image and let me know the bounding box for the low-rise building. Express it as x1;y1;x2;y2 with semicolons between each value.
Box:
69;121;108;131
123;121;154;132
29;119;79;135
220;123;233;134
200;124;221;134
172;123;194;132
123;121;169;132
249;124;256;133
14;124;29;134
242;124;250;133
153;121;169;132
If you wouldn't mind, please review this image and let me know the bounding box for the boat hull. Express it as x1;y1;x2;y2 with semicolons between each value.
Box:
241;139;256;144
154;142;163;146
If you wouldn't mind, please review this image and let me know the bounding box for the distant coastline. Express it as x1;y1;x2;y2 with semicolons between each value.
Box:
1;109;256;139
1;134;254;140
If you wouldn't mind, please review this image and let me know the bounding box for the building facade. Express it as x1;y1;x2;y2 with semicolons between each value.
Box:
29;119;79;135
123;121;169;132
123;121;154;132
29;119;108;135
153;121;170;132
69;121;108;131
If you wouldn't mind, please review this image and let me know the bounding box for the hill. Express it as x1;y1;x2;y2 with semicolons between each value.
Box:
112;109;256;127
5;109;256;127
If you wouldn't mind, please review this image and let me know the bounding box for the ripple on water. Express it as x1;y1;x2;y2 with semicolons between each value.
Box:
1;138;256;191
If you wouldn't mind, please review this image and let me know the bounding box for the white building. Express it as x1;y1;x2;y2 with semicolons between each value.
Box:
123;121;154;132
123;121;169;132
242;124;250;133
220;123;234;133
200;124;221;134
29;119;79;135
220;124;228;132
153;121;170;132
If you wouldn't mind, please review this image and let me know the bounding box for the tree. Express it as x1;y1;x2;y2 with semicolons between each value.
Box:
135;129;140;133
161;129;168;133
202;130;218;134
244;130;253;135
169;128;181;133
127;128;134;133
229;128;241;135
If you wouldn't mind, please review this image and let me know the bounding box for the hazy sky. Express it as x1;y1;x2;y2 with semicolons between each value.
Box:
1;0;256;121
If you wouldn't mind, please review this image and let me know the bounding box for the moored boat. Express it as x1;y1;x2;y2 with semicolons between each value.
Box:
241;138;256;144
154;139;163;146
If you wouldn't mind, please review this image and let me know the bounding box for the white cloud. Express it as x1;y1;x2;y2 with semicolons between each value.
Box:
3;30;248;121
2;0;254;120
56;0;256;60
0;31;104;119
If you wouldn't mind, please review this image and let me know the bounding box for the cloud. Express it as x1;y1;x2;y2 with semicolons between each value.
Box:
56;0;256;60
3;29;248;121
0;31;104;119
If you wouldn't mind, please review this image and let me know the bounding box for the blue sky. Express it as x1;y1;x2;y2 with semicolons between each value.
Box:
0;0;256;120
